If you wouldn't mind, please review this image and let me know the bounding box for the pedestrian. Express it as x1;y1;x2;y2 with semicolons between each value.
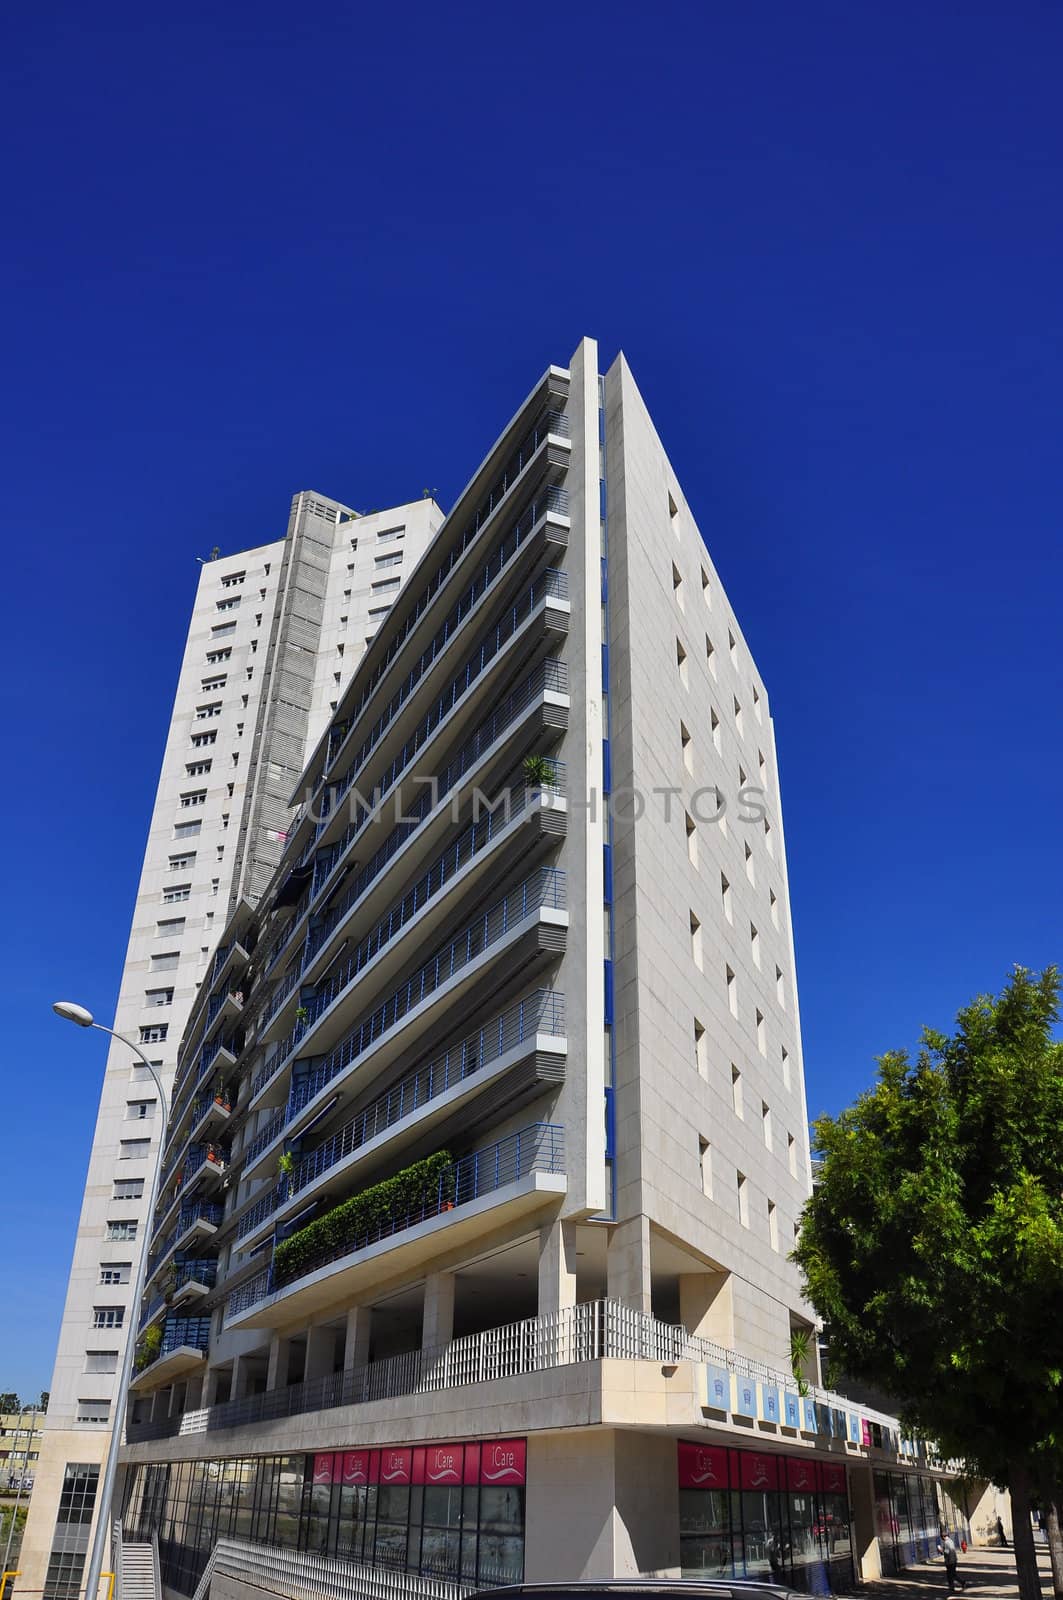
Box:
938;1532;966;1593
996;1516;1007;1548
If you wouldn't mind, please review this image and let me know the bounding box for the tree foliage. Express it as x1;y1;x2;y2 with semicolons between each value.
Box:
794;967;1063;1600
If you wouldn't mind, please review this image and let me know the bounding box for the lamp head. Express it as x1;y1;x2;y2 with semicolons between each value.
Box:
53;1001;95;1028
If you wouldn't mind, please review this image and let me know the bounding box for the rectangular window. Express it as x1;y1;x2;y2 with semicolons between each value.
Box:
210;622;237;638
180;790;207;807
731;1064;743;1118
205;647;231;664
119;1139;151;1160
680;721;692;773
710;706;721;753
139;1024;167;1044
76;1401;110;1424
195;704;221;720
168;852;195;870
374;552;403;568
125;1099;155;1120
215;597;241;612
768;1199;779;1251
693;1018;707;1078
685;812;697;866
92;1307;124;1329
762;1101;772;1151
776;964;785;1007
144;988;173;1007
162;883;191;903
371;577;400;594
737;1171;749;1228
190;730;217;747
699;1137;712;1198
84;1351;118;1375
220;571;245;588
720;873;731;923
676;637;688;686
172;820;201;839
156;918;185;937
98;1264;130;1285
185;760;212;776
750;923;760;968
689;911;702;971
376;526;405;542
149;952;179;972
756;1008;766;1055
367;605;391;618
788;1132;798;1178
200;676;226;692
112;1179;143;1200
106;1221;136;1241
726;965;737;1018
781;1044;791;1090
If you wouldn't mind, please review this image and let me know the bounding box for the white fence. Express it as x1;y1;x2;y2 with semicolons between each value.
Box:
197;1537;471;1600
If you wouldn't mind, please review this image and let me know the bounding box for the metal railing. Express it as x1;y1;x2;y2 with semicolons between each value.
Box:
192;1536;474;1600
249;864;566;1108
173;1258;218;1292
264;775;561;1037
226;1122;564;1319
236;990;565;1240
145;1202;223;1283
321;482;570;796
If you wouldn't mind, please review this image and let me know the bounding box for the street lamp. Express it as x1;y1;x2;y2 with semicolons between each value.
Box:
53;1003;170;1600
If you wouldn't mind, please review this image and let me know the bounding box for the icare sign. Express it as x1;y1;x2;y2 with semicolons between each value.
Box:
678;1441;847;1496
312;1438;527;1488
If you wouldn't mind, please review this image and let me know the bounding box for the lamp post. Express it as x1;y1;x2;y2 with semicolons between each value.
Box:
53;1003;170;1600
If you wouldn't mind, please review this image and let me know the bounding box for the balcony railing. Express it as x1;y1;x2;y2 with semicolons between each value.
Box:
263;657;567;990
227;1122;565;1318
264;776;562;1037
145;1202;223;1282
236;990;565;1239
322;484;570;796
329;568;567;824
174;1258;218;1292
249;864;566;1107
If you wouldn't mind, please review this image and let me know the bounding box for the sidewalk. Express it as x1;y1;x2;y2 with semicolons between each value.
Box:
863;1546;1055;1600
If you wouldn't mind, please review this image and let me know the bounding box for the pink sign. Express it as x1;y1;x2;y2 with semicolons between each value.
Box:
480;1439;526;1484
739;1452;779;1491
313;1452;336;1486
341;1450;372;1486
379;1447;412;1484
786;1456;815;1492
821;1462;847;1494
678;1442;729;1488
463;1443;481;1484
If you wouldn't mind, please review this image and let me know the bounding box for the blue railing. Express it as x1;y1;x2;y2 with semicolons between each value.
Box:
322;483;570;791
263;657;567;988
264;773;563;1034
174;1258;218;1292
237;990;565;1237
249;864;566;1106
145;1202;223;1282
329;567;567;823
178;1143;228;1193
159;1317;211;1358
227;1122;565;1317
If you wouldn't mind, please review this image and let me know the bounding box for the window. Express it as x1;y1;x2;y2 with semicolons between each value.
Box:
705;635;716;677
750;923;760;968
210;621;237;638
374;552;403;569
376;525;405;542
737;1171;749;1227
726;965;737;1018
172;820;201;839
190;730;217;747
764;817;774;857
200;676;226;693
753;682;763;721
762;1102;772;1151
701;566;711;605
781;1044;791;1091
672;563;684;608
220;571;245;588
367;605;391;618
370;577;400;593
689;911;702;970
168;852;195;871
195;704;221;721
144;988;173;1007
776;965;785;1007
205;648;231;664
76;1401;110;1424
163;882;191;904
728;627;737;664
119;1138;151;1160
92;1307;124;1329
769;888;779;928
756;1008;766;1056
699;1137;712;1198
139;1024;167;1044
680;721;692;774
758;748;767;788
98;1264;130;1285
150;952;179;972
720;873;731;923
215;597;240;612
106;1221;136;1241
733;694;743;735
180;790;206;808
156;918;185;937
768;1199;779;1251
710;706;721;753
84;1351;118;1375
743;841;754;885
676;638;688;687
668;492;680;533
694;1019;707;1078
112;1179;143;1200
731;1065;743;1118
685;812;697;866
788;1132;798;1178
125;1100;155;1121
186;759;212;778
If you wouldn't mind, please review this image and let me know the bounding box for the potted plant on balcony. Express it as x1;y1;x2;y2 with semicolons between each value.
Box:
522;753;554;799
136;1323;162;1373
213;1080;230;1111
278;1150;297;1198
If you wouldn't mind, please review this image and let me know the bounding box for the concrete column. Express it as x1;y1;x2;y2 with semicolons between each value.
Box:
266;1335;290;1390
538;1219;578;1316
679;1271;733;1346
183;1372;205;1410
344;1304;372;1373
148;1388;168;1421
305;1324;336;1384
849;1462;882;1580
202;1366;225;1406
606;1214;651;1313
422;1273;456;1350
230;1353;251;1400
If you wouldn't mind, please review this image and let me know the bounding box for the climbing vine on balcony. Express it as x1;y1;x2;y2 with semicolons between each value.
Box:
273;1150;455;1286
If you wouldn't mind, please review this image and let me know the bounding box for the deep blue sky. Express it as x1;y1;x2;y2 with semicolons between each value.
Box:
1;0;1059;1395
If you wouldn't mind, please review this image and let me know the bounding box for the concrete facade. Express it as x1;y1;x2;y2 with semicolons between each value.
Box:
21;496;439;1599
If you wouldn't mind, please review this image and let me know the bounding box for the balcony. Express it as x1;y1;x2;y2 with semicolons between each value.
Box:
190;1090;232;1144
145;1201;223;1288
170;1257;219;1307
225;1122;566;1330
130;1317;211;1393
248;865;567;1115
236;990;566;1239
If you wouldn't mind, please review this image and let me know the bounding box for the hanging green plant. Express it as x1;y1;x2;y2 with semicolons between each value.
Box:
294;1006;310;1025
522;753;554;791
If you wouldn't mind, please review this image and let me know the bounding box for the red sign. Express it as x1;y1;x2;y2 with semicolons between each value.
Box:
786;1456;815;1492
379;1447;412;1484
423;1444;464;1484
313;1452;336;1486
463;1443;480;1484
739;1452;779;1491
480;1439;526;1484
678;1442;729;1489
821;1462;847;1495
341;1450;373;1486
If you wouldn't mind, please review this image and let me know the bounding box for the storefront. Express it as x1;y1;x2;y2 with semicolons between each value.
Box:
872;1468;949;1576
122;1438;526;1597
678;1442;855;1595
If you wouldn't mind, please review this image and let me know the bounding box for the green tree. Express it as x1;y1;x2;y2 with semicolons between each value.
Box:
793;967;1063;1600
0;1395;19;1416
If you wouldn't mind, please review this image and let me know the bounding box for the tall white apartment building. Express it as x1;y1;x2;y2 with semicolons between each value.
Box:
94;340;962;1600
20;493;441;1600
